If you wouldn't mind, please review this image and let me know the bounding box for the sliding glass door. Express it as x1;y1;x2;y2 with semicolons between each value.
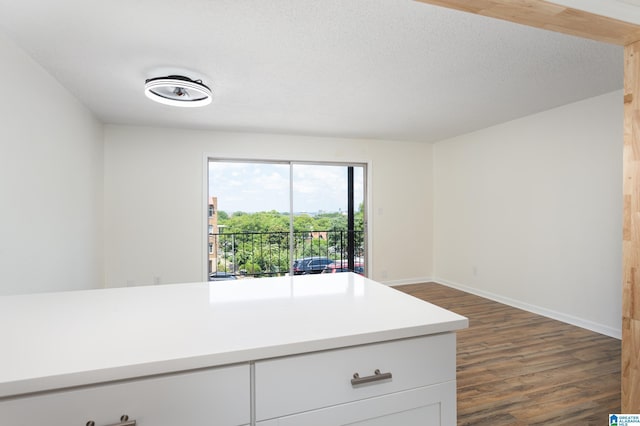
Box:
207;160;366;280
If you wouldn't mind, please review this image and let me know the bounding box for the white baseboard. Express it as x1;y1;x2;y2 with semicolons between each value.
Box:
383;277;434;287
433;277;621;340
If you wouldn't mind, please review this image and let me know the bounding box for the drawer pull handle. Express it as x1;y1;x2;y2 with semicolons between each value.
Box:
86;415;136;426
351;369;392;386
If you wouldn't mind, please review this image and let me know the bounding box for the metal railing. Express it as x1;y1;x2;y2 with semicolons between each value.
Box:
208;230;365;279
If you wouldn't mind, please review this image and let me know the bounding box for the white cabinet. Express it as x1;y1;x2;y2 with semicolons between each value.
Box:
0;335;456;426
256;382;455;426
0;275;466;426
255;334;457;426
0;364;250;426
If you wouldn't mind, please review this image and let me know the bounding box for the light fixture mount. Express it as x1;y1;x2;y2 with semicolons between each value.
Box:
144;75;212;107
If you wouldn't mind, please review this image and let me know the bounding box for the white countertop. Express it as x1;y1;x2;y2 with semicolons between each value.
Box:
0;273;467;398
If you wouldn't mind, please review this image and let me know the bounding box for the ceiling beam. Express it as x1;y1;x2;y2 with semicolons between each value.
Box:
414;0;640;45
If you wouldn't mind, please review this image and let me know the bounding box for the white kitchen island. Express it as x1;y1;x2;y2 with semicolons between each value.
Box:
0;273;467;426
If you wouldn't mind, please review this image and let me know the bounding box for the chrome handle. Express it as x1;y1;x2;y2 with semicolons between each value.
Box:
86;415;136;426
351;369;392;386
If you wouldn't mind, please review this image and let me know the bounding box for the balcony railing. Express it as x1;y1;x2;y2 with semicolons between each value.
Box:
208;230;365;279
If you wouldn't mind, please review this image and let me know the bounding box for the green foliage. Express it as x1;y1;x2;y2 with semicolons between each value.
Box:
220;210;290;234
216;209;365;276
218;208;364;234
294;234;328;257
241;261;262;274
292;214;315;233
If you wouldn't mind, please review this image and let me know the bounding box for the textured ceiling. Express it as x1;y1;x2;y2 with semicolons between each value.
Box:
0;0;626;142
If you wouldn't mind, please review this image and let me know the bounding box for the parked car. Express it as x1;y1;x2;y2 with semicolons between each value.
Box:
293;257;334;275
322;261;364;275
292;258;309;275
209;271;237;281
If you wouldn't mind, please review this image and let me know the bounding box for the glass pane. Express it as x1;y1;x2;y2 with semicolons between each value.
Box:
208;161;291;280
208;161;366;280
292;164;365;276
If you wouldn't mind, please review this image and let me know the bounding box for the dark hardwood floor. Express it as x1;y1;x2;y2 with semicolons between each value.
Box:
395;282;621;426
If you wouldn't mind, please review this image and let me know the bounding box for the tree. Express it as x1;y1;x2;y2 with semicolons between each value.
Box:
215;209;365;276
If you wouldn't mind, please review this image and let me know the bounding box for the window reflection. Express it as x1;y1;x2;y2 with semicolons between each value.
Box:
208;274;365;304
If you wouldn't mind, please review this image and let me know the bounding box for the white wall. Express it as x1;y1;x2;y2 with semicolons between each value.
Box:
433;90;623;337
2;23;620;339
0;31;104;295
103;126;434;288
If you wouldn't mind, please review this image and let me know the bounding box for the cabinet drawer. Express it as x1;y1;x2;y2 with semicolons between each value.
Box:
255;333;455;421
0;364;250;426
256;381;456;426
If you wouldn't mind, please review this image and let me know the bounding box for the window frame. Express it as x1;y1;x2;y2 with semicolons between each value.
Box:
203;158;369;280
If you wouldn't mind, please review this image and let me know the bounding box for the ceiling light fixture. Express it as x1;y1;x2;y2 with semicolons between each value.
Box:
144;75;212;107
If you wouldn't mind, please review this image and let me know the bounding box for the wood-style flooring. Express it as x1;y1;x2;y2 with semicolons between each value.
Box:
395;282;621;426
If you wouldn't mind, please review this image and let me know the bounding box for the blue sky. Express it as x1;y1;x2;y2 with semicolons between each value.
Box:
208;161;364;213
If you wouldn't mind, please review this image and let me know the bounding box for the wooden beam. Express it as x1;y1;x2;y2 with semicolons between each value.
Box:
414;0;640;45
623;40;640;413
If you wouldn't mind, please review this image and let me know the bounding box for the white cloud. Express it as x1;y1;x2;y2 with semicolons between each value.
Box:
209;161;364;213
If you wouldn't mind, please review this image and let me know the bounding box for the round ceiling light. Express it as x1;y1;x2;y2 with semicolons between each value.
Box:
144;75;212;107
